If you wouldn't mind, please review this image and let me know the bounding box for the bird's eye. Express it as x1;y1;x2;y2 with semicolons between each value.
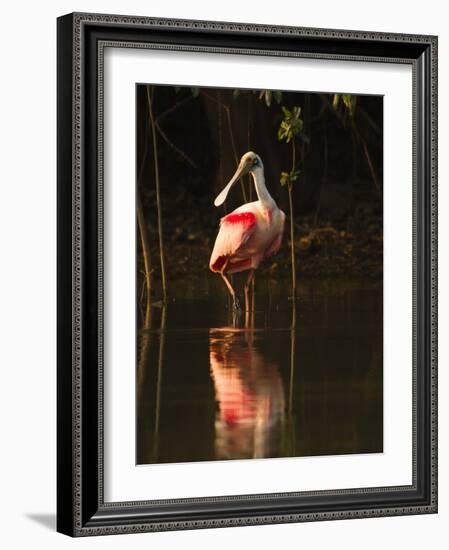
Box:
253;158;258;165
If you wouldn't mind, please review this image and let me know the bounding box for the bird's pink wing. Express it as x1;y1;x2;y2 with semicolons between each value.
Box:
209;212;257;272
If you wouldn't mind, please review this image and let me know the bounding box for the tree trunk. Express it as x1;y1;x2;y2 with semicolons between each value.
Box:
289;137;297;301
287;185;297;302
136;189;152;300
146;85;168;302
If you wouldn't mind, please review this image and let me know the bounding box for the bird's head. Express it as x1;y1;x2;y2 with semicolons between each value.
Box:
239;151;263;172
214;151;263;207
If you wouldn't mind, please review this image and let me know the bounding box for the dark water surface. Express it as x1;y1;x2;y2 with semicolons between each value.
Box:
136;278;382;464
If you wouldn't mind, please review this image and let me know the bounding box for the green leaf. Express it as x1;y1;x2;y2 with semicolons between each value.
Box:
280;172;290;186
290;171;299;182
278;122;290;142
191;87;199;97
280;170;300;187
273;91;282;104
342;94;357;116
278;104;305;143
294;118;304;133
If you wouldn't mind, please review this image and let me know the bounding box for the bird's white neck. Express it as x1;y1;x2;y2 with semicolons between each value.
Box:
251;167;275;206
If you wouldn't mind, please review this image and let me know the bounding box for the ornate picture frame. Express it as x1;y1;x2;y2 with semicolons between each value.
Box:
57;12;437;536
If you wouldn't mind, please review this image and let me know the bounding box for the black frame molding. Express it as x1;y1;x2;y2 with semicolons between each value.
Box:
57;12;438;537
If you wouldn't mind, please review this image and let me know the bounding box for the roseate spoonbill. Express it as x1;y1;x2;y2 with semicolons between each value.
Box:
209;152;286;311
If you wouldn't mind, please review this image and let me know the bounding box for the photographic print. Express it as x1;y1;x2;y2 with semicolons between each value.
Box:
136;84;383;465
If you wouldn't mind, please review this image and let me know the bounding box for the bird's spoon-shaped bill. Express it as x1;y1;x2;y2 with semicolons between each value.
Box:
214;162;248;207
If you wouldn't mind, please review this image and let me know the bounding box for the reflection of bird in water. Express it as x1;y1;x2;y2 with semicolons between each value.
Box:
209;152;285;313
209;329;285;460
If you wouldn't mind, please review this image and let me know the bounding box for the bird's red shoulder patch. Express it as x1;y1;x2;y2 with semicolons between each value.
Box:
221;212;256;227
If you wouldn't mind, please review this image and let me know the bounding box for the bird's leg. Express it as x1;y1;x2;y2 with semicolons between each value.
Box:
232;304;243;328
244;269;255;328
220;272;241;311
250;274;255;329
244;269;255;312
